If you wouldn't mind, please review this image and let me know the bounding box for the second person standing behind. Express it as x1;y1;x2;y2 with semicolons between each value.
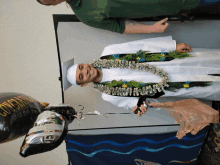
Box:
37;0;203;33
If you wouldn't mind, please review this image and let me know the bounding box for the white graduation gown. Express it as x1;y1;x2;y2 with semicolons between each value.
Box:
100;36;220;111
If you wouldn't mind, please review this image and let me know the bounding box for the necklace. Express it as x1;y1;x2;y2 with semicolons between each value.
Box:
90;59;170;97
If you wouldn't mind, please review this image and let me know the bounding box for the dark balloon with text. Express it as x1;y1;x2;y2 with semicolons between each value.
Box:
0;92;45;143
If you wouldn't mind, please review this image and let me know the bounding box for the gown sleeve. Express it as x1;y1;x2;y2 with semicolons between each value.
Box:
101;36;176;57
102;93;139;110
85;19;125;34
102;93;162;111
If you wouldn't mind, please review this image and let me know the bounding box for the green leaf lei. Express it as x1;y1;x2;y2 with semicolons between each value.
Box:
102;50;192;62
96;80;212;92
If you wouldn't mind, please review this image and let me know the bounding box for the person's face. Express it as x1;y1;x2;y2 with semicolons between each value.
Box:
76;64;99;87
39;0;66;5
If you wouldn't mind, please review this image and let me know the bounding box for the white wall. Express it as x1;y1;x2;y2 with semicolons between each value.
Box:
0;0;73;164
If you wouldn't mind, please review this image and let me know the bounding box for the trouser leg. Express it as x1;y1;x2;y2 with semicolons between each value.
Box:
199;0;220;7
190;1;220;14
178;0;220;16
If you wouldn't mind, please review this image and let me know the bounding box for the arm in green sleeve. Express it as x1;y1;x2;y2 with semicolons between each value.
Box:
124;19;170;34
85;18;125;34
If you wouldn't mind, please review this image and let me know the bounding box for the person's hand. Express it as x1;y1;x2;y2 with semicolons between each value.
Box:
151;18;169;33
132;103;147;117
149;99;219;139
59;116;64;120
176;43;192;53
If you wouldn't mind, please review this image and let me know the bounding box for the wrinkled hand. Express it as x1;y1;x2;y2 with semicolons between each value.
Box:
176;43;192;53
149;99;219;139
132;103;147;117
151;18;169;33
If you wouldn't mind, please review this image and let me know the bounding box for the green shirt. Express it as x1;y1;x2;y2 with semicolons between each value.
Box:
68;0;200;33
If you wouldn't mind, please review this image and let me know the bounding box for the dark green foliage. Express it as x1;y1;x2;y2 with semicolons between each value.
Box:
105;50;192;62
95;81;212;91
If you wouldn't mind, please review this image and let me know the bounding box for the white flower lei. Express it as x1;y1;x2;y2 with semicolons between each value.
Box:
90;59;170;97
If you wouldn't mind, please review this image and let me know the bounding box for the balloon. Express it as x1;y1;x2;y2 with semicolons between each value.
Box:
44;104;76;124
19;111;68;157
0;93;47;143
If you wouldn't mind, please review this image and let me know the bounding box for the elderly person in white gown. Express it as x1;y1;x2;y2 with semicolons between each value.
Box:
66;36;220;117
